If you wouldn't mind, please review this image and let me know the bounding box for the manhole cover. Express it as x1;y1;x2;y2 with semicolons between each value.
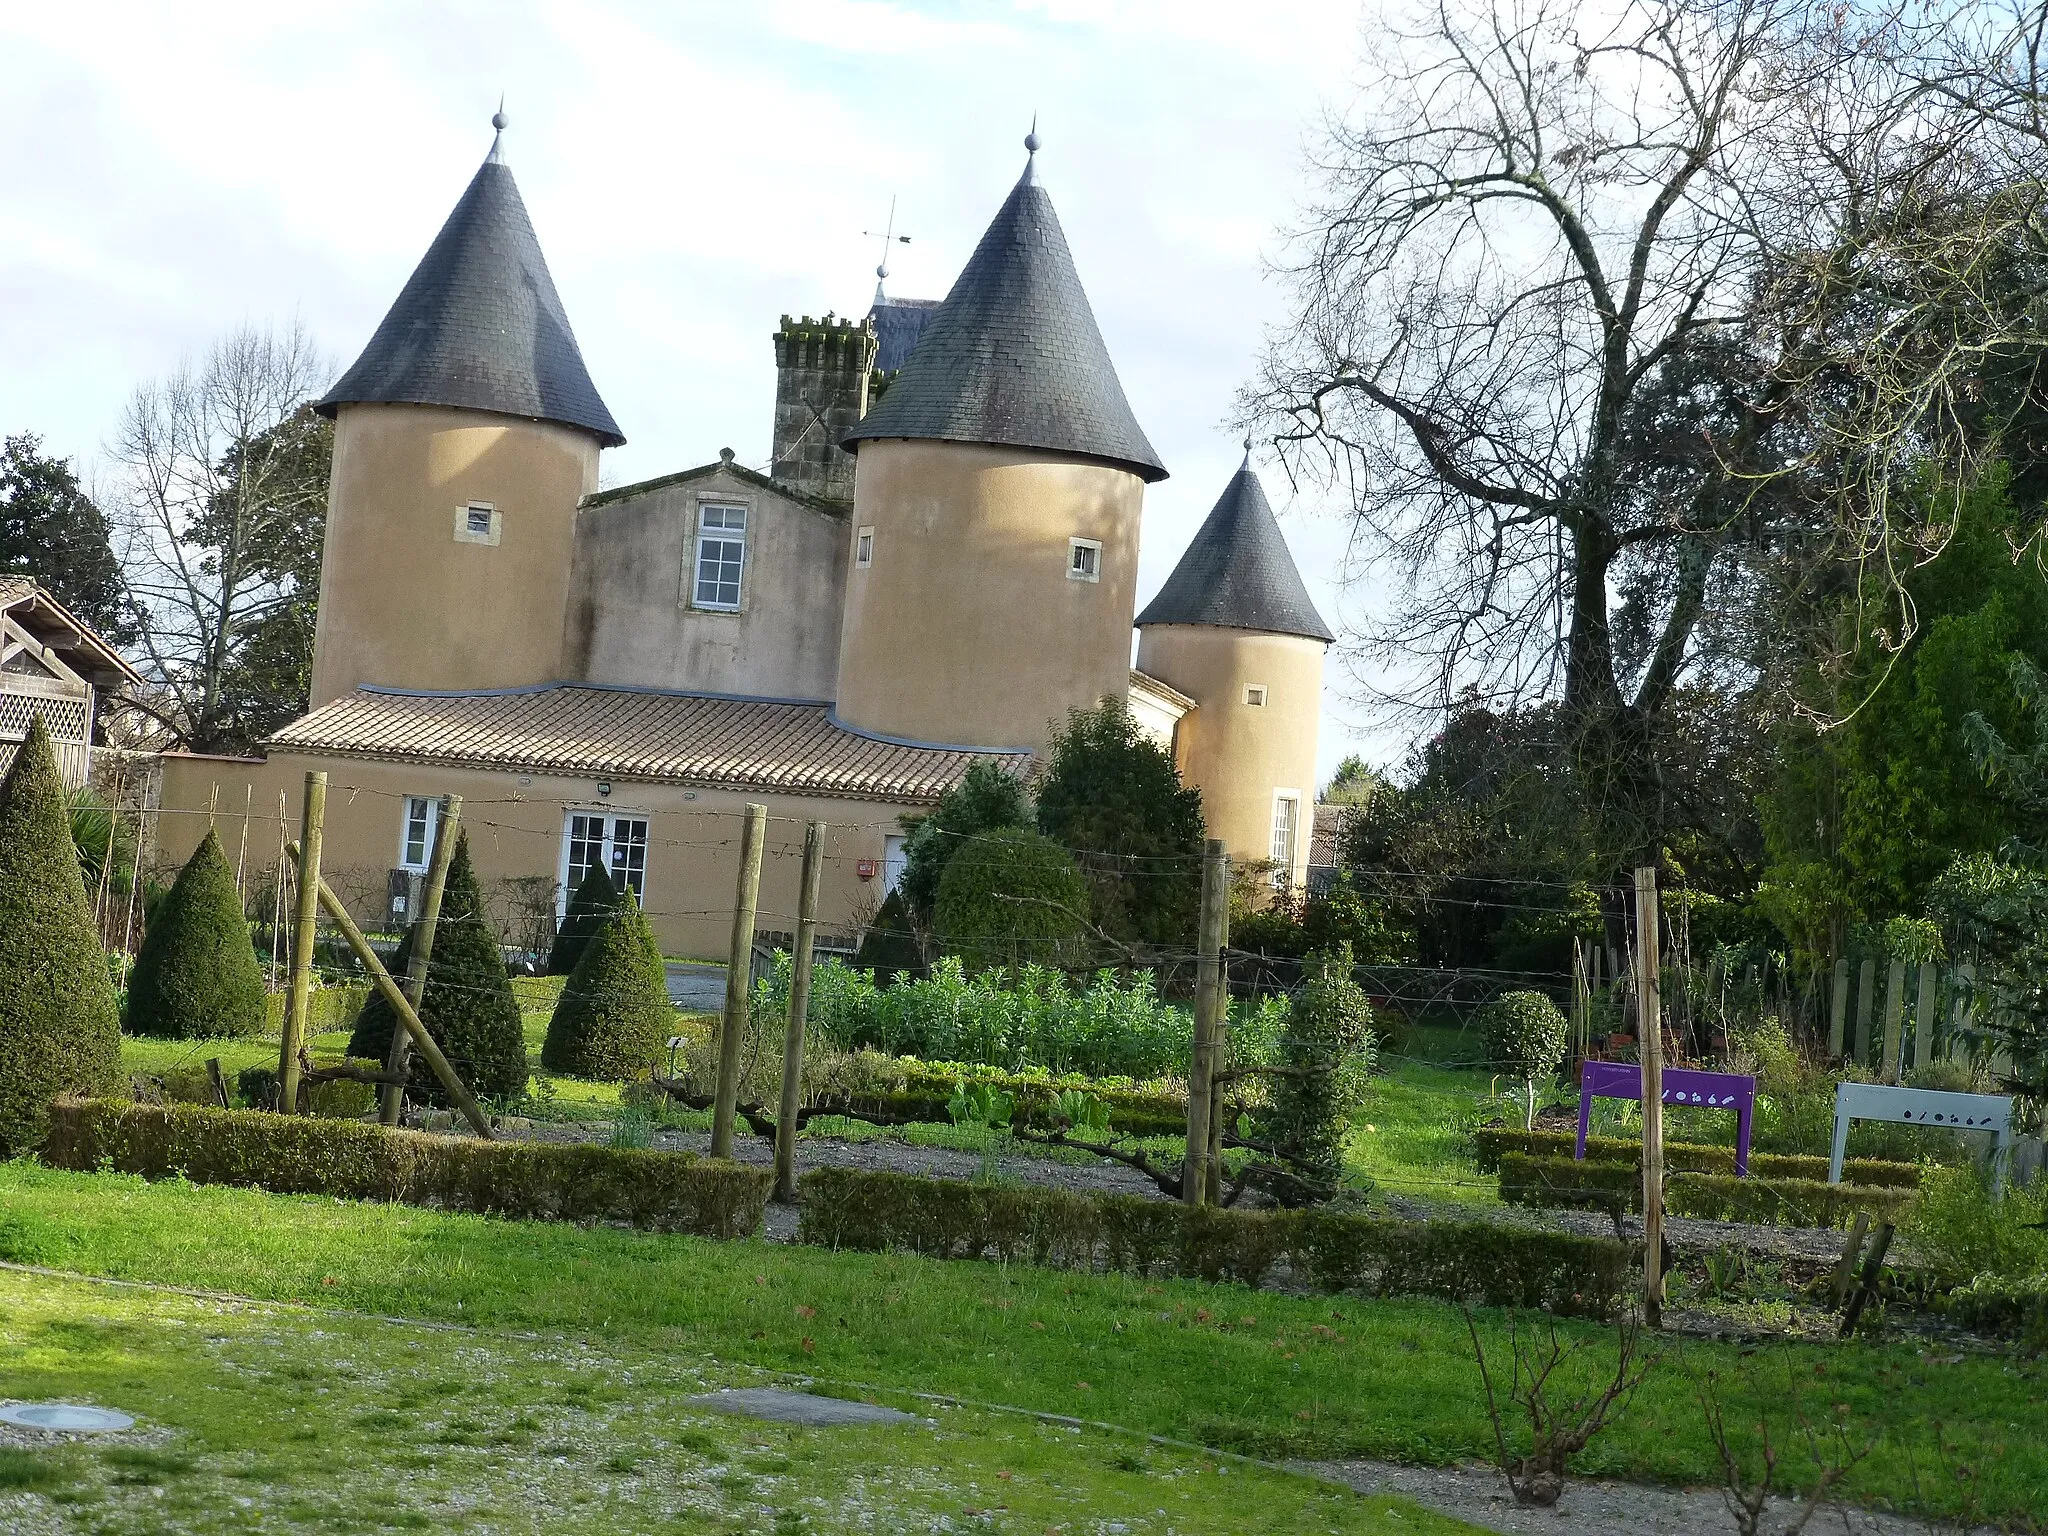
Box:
0;1403;136;1433
687;1388;916;1427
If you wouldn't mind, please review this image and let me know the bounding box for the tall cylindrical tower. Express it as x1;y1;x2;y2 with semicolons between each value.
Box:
309;114;622;709
837;135;1166;753
1135;457;1332;888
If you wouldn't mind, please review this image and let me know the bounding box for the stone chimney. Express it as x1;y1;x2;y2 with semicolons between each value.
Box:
770;315;876;507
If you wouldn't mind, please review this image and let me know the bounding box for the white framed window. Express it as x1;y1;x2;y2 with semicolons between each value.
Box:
1271;792;1301;870
1067;537;1102;582
883;834;908;893
693;504;747;610
1245;684;1268;707
454;501;500;546
560;809;649;911
855;526;875;568
399;796;442;873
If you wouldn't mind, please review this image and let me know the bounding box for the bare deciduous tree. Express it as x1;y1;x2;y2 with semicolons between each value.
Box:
1251;0;2048;859
110;321;329;753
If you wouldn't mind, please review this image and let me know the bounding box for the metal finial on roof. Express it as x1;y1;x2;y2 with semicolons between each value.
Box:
865;196;913;304
1242;433;1254;467
487;98;508;164
1020;114;1041;186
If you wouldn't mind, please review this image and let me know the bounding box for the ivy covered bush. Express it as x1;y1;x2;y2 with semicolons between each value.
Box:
547;864;618;976
347;832;527;1103
125;828;268;1039
1261;943;1376;1201
542;890;671;1081
933;827;1089;973
1480;988;1569;1129
0;715;122;1152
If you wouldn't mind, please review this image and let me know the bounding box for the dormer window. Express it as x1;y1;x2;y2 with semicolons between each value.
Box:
1068;537;1101;583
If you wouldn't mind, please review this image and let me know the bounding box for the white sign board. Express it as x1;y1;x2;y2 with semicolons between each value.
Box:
1830;1082;2016;1192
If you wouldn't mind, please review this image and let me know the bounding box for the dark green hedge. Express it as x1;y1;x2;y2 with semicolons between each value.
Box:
44;1098;768;1238
1471;1127;1921;1189
832;1061;1186;1137
797;1166;1630;1318
1496;1152;1917;1229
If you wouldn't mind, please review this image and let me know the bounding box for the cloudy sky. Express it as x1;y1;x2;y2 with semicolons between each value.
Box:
0;0;1402;779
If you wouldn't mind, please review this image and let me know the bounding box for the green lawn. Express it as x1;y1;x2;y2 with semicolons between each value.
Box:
3;1162;2043;1526
0;1268;1458;1535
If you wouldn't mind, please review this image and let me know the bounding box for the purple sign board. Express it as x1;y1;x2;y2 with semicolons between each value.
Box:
1576;1060;1758;1176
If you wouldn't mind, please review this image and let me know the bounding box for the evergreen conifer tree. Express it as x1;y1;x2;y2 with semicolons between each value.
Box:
0;715;121;1151
347;832;527;1102
541;889;671;1081
125;828;268;1039
547;864;618;976
854;888;925;982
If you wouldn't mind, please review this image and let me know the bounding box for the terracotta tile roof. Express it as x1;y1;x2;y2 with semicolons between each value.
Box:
267;685;1030;805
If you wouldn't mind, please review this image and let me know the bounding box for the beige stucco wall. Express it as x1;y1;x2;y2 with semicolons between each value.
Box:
309;402;601;708
836;439;1145;753
1134;625;1326;888
564;466;847;699
156;751;913;962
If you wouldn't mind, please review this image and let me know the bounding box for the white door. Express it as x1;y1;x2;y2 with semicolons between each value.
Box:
560;809;650;913
883;834;908;893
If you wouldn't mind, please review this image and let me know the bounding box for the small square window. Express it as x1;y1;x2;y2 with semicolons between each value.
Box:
466;506;492;536
454;502;500;546
856;527;875;568
1068;537;1102;583
1245;685;1268;707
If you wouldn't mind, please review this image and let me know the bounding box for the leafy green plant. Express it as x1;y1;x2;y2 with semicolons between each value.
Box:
609;1106;654;1150
946;1081;1015;1129
933;827;1090;973
1480;990;1569;1130
124;828;269;1040
1050;1087;1110;1138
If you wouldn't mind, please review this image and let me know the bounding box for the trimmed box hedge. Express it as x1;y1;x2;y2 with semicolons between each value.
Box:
1472;1126;1920;1189
1496;1152;1916;1230
835;1060;1190;1138
797;1166;1630;1318
43;1097;769;1238
1946;1272;2048;1345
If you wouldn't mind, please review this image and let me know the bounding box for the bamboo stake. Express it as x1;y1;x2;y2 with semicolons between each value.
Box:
271;790;288;989
277;772;326;1115
1635;865;1665;1329
288;841;492;1140
235;782;252;898
711;804;768;1160
381;796;462;1126
1183;839;1229;1206
773;819;827;1203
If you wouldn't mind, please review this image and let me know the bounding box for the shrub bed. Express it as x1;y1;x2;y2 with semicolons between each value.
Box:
845;1060;1189;1136
1496;1152;1917;1229
43;1097;769;1238
1472;1126;1920;1188
1945;1272;2048;1345
797;1166;1630;1318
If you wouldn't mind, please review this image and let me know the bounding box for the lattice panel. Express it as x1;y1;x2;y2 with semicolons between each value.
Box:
0;690;86;741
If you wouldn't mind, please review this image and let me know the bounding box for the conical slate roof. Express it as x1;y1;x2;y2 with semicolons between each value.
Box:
841;152;1165;482
317;134;623;447
1136;460;1333;642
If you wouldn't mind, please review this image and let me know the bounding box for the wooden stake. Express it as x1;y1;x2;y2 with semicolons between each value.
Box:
1881;958;1907;1084
235;782;252;897
1635;865;1665;1328
381;796;462;1126
773;819;827;1202
1912;963;1937;1073
1831;1211;1871;1305
1853;956;1877;1067
1184;839;1229;1206
278;771;326;1115
288;842;493;1140
1839;1221;1896;1337
711;804;768;1160
1828;957;1850;1059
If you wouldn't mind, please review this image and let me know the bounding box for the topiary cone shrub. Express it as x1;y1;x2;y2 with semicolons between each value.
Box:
125;828;268;1039
0;714;121;1151
853;888;924;983
347;832;527;1104
547;864;618;976
1263;943;1376;1202
934;827;1090;973
1481;989;1570;1130
542;889;672;1081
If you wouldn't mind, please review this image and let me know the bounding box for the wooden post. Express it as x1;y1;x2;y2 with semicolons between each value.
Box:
1852;956;1877;1067
288;843;493;1140
1949;963;1976;1060
1635;865;1665;1328
1827;957;1850;1059
1912;963;1937;1075
381;795;462;1126
773;819;826;1202
1183;839;1229;1206
1839;1221;1896;1337
277;771;326;1115
711;803;768;1160
1831;1211;1871;1304
1881;958;1907;1084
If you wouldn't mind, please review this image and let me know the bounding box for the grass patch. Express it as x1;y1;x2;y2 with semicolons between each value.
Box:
0;1445;76;1491
1;1161;2042;1524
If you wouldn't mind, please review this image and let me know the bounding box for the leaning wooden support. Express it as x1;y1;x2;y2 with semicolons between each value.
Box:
1182;839;1229;1206
773;818;827;1203
277;771;326;1114
1839;1221;1896;1337
287;841;493;1140
381;795;462;1125
712;804;768;1159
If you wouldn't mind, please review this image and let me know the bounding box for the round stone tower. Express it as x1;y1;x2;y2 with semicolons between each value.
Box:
1135;454;1332;889
308;114;623;709
836;135;1167;753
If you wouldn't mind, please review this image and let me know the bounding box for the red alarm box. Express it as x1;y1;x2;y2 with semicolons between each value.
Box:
855;858;878;880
